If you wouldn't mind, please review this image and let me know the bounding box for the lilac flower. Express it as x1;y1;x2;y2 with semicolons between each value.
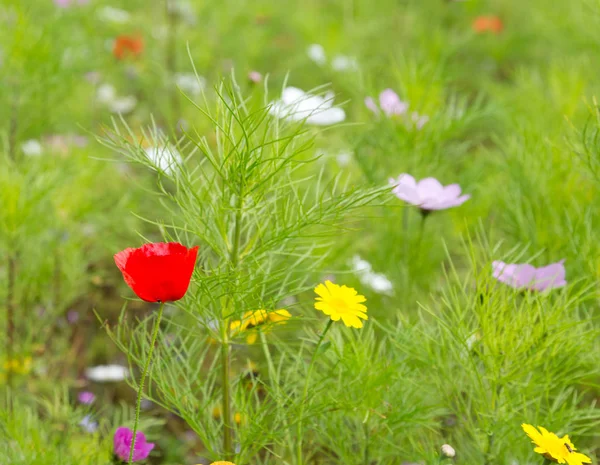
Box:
114;427;155;462
78;391;95;405
389;174;470;211
492;260;567;291
67;310;80;324
365;89;409;117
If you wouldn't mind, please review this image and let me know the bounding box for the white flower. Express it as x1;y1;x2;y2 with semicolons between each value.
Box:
351;255;393;295
79;415;98;433
96;84;116;104
21;139;43;157
144;145;182;174
97;6;130;23
85;364;128;382
109;96;137;114
174;73;206;96
336;151;352;167
331;55;358;71
269;87;345;126
307;44;326;65
441;444;456;458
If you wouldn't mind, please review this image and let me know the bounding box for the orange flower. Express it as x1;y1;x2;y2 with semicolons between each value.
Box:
472;16;503;34
113;35;144;60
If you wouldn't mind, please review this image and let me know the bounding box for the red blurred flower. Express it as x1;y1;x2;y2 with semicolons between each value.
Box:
472;16;503;34
113;35;144;60
114;242;198;302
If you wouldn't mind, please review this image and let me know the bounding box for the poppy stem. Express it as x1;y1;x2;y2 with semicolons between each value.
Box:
296;319;334;465
5;254;16;411
128;301;165;465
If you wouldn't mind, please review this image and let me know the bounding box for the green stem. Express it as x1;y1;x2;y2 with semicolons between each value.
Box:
296;319;334;465
260;332;296;456
220;327;233;460
6;254;16;411
128;302;165;464
165;0;179;123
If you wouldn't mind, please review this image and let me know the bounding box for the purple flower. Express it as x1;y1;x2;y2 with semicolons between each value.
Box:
492;260;567;291
78;391;95;405
67;310;80;324
365;89;408;117
114;427;155;462
389;174;470;211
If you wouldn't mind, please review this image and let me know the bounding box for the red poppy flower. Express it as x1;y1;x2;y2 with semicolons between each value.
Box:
472;16;504;34
113;35;144;60
114;242;198;302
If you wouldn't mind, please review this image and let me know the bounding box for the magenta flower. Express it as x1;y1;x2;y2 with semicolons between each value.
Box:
365;89;408;117
389;174;470;211
78;391;95;405
492;260;567;291
114;427;155;462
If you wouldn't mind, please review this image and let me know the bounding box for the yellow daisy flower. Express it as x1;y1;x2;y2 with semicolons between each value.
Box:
314;280;367;328
522;424;591;465
230;309;292;344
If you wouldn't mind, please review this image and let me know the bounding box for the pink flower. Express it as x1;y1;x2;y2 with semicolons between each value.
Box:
113;427;155;462
248;71;262;83
54;0;71;6
389;174;470;211
492;260;567;291
78;391;95;405
365;89;408;117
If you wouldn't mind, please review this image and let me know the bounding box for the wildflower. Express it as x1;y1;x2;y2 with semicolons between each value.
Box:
307;43;327;65
79;414;98;433
269;87;345;126
492;260;566;291
314;280;368;328
234;412;244;425
365;89;409;117
331;55;358;71
3;356;32;374
67;310;79;324
85;364;128;383
54;0;88;6
97;6;130;24
389;174;470;212
210;462;236;465
113;35;144;60
522;424;591;465
472;16;504;34
114;427;155;462
351;256;393;295
411;112;429;129
248;71;263;83
441;444;456;458
78;391;96;405
143;145;183;175
174;73;206;96
96;84;137;114
230;309;292;344
114;242;198;303
21;139;43;157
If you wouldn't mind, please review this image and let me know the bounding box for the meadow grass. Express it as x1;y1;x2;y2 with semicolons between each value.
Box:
1;0;600;464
